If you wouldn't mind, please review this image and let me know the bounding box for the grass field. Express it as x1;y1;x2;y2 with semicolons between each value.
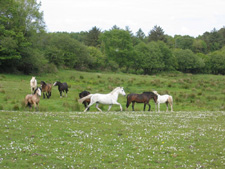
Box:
1;110;225;168
0;70;225;168
0;70;225;112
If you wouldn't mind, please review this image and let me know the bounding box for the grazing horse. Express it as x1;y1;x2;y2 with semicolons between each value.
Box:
25;87;41;110
30;77;37;93
79;91;91;110
79;87;126;112
126;92;158;111
53;81;68;98
153;91;173;112
40;81;52;99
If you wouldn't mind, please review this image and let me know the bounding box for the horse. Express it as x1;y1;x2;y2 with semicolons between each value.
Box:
79;91;91;110
78;87;126;112
53;81;68;98
40;81;52;99
153;91;173;112
25;87;41;110
30;77;37;93
126;92;158;111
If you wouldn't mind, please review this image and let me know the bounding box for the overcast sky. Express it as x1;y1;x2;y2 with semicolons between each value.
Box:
39;0;225;37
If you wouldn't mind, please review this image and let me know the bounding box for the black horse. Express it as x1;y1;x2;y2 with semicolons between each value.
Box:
53;81;68;98
126;92;158;111
79;91;90;110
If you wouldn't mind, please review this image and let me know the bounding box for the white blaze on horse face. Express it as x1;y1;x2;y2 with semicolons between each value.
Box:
53;82;57;86
37;88;41;96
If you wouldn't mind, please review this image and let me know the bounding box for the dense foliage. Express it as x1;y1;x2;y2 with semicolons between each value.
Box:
0;0;225;74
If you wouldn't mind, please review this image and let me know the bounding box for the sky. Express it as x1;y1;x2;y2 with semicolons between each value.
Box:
39;0;225;37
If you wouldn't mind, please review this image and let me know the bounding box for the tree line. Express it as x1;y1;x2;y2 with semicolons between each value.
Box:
1;0;225;75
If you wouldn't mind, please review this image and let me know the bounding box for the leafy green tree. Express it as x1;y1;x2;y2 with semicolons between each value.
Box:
173;49;204;73
0;0;46;73
175;35;194;50
87;46;106;70
85;26;101;47
208;47;225;74
136;28;145;41
192;39;207;53
148;25;166;42
100;29;134;70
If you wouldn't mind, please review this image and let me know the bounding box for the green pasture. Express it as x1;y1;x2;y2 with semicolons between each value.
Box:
1;110;225;168
0;70;225;112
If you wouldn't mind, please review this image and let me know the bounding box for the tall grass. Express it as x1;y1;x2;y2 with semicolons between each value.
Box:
0;70;225;112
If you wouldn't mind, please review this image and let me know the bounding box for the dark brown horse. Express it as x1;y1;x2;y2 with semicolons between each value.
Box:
79;91;91;110
126;92;158;111
40;81;52;99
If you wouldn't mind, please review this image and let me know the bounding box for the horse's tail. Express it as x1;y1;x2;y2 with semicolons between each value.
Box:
168;95;173;105
78;94;93;103
126;94;131;108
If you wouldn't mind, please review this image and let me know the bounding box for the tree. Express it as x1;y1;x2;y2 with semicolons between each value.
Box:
100;29;134;70
0;0;46;73
148;25;166;42
85;26;101;47
175;35;194;50
208;47;225;74
173;49;204;73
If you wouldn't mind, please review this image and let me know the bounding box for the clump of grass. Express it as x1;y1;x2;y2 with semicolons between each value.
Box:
13;104;19;111
97;75;101;78
79;75;84;79
0;105;3;110
0;89;5;94
70;75;76;80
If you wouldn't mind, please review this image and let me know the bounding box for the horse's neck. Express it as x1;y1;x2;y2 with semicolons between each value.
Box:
110;90;119;100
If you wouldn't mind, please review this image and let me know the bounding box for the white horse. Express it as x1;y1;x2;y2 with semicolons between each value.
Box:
30;77;37;93
153;91;173;112
78;87;126;112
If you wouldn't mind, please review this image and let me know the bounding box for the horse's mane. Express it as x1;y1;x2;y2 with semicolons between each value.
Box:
152;91;159;95
110;87;122;94
143;92;156;95
41;81;46;85
33;87;39;94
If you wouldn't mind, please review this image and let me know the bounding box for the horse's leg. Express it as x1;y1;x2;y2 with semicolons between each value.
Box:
158;103;160;112
147;103;151;111
126;100;130;110
143;103;146;111
114;102;123;111
60;91;62;98
84;101;95;112
108;105;112;111
132;102;135;111
95;103;102;112
166;102;169;112
43;93;45;99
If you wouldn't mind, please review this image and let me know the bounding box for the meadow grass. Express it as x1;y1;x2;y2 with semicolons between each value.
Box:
0;70;225;168
0;70;225;112
1;110;225;168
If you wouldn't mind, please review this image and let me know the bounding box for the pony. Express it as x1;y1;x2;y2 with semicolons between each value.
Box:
79;91;91;110
40;81;52;99
53;81;68;98
153;91;173;112
30;76;37;93
25;87;41;110
78;87;126;112
126;92;158;111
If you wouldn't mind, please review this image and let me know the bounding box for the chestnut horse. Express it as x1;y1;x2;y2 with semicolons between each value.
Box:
79;91;90;110
40;81;52;99
25;87;41;110
126;92;158;111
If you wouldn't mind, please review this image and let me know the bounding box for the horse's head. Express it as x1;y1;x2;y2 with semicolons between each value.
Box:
53;81;58;86
119;87;126;96
34;87;42;96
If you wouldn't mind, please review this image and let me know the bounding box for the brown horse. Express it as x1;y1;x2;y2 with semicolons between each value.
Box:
126;92;158;111
25;87;41;110
40;81;52;99
79;91;90;110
